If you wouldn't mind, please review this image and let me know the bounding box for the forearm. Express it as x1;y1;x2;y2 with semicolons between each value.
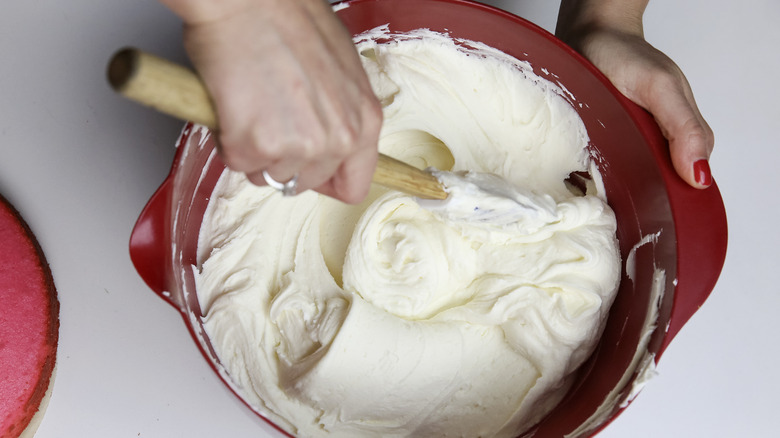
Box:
556;0;649;41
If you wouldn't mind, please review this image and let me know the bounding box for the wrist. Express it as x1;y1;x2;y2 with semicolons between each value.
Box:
556;0;648;43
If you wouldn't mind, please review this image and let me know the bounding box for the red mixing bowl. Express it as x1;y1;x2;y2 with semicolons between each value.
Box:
129;0;727;436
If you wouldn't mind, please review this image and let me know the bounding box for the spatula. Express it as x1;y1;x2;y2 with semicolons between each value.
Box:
107;48;447;200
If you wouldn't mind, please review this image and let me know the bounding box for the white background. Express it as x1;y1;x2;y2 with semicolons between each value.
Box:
1;0;777;437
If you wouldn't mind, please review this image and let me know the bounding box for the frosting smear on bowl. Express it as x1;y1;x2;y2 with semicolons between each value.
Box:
195;27;621;438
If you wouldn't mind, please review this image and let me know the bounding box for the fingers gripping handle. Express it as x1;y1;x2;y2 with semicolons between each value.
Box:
107;48;449;200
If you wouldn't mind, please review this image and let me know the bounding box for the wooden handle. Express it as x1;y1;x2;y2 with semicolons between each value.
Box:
373;155;447;199
107;48;448;200
107;48;218;128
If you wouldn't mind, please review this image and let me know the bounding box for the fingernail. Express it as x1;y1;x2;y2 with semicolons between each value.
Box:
693;159;712;187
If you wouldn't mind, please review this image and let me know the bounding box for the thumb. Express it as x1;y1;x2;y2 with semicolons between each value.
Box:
631;63;715;188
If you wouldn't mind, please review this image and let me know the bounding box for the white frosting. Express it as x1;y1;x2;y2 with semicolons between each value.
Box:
421;170;560;231
195;28;621;438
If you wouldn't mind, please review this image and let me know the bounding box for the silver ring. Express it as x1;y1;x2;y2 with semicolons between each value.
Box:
262;170;299;197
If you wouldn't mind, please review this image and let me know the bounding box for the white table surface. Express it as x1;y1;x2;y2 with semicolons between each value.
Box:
2;0;777;437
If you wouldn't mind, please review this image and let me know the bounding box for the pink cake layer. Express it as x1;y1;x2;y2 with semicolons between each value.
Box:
0;194;59;437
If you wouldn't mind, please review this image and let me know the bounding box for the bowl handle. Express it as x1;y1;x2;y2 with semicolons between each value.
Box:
627;104;728;354
129;178;182;309
663;177;727;352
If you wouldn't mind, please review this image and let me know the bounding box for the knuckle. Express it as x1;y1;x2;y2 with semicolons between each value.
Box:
298;135;320;161
298;122;329;161
218;127;281;172
686;122;715;152
331;97;382;157
648;67;682;94
646;59;689;96
248;127;280;161
334;122;360;153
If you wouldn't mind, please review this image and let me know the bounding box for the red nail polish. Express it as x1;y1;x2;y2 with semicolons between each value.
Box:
693;159;712;187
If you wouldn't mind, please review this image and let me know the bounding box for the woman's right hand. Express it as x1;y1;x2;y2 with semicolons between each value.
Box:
160;0;383;203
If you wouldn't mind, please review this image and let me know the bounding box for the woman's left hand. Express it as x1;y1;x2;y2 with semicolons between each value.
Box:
557;0;714;188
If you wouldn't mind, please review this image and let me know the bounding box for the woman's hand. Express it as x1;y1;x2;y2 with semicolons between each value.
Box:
160;0;383;203
557;0;714;188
